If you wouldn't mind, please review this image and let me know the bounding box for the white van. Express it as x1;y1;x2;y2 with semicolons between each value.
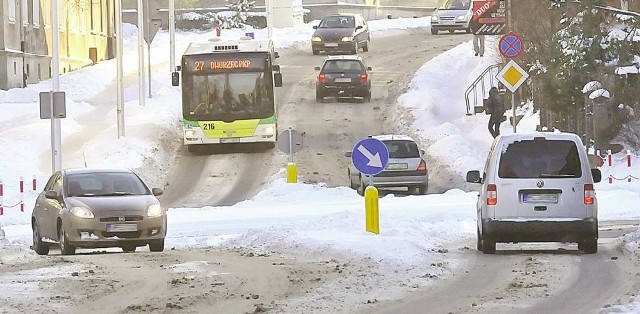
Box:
466;132;602;254
430;0;473;34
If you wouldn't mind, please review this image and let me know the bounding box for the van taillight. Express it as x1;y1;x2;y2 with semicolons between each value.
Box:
417;160;427;171
584;184;595;205
487;184;497;205
360;73;367;84
318;74;326;83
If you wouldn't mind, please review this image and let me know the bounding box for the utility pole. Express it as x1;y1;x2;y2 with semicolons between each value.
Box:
137;0;146;106
508;0;516;133
169;0;175;72
116;0;125;138
266;0;273;39
51;0;62;172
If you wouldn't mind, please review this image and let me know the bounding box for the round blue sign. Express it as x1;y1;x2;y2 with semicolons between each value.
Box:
499;32;524;58
351;138;389;175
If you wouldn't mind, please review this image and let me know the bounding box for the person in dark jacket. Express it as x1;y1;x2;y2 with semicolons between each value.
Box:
486;87;505;138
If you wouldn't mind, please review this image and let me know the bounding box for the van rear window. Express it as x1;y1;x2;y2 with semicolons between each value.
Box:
498;140;582;179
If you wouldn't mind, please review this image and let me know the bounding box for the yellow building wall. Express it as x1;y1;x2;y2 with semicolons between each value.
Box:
41;0;112;74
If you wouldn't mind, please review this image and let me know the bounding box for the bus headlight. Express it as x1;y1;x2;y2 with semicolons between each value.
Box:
265;127;275;135
312;37;322;42
341;36;353;42
185;130;196;137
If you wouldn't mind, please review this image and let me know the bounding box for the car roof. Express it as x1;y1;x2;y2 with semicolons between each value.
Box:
497;132;582;142
323;13;362;18
325;55;363;61
371;134;416;142
63;167;135;176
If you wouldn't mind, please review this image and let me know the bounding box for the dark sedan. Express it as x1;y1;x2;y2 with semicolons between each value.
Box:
311;14;370;55
315;55;372;102
31;167;167;255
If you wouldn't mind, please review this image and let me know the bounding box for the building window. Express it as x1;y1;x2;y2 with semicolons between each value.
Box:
14;62;17;75
9;0;17;22
22;0;29;25
33;0;40;26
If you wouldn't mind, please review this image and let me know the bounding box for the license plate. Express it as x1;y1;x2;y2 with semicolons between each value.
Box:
325;43;338;47
220;138;240;143
523;194;559;204
386;163;408;170
335;78;352;83
106;224;138;232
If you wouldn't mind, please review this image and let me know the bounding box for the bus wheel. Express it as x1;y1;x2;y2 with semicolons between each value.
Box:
187;145;198;153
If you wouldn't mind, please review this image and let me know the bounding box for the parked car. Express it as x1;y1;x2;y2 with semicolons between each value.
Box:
466;132;602;254
315;55;372;103
311;13;370;55
31;167;167;255
430;0;473;34
345;134;428;195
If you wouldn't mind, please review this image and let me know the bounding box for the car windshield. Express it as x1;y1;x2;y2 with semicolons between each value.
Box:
438;0;471;10
66;172;150;197
384;140;421;158
318;16;355;28
498;140;583;179
322;60;364;73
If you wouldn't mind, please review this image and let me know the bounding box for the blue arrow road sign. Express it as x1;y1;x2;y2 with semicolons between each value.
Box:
499;32;523;58
352;138;389;175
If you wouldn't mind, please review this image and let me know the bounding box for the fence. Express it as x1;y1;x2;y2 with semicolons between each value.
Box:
0;176;38;215
595;150;640;184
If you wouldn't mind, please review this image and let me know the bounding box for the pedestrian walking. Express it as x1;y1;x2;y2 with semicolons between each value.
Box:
486;87;505;138
473;34;485;56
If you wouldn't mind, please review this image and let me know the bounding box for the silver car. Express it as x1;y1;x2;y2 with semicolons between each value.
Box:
430;0;473;34
346;134;429;195
466;132;602;254
31;167;167;255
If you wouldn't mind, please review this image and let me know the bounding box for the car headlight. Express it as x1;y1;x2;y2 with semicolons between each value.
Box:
185;130;196;137
312;36;322;42
431;15;438;21
457;13;471;21
264;126;274;135
341;36;353;42
147;204;164;218
70;207;94;219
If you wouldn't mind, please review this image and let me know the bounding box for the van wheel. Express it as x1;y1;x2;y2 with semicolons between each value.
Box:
448;30;455;34
431;29;438;35
362;40;369;52
476;228;483;251
578;239;597;254
481;238;496;254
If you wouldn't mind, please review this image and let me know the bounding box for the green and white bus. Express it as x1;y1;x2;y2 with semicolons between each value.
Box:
172;38;283;153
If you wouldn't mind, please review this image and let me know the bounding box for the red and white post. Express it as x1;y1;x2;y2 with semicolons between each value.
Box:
0;179;4;216
20;176;24;212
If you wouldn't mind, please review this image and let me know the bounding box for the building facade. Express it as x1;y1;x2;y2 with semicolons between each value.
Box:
0;0;116;90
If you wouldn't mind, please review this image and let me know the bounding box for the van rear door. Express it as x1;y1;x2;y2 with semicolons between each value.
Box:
494;138;590;220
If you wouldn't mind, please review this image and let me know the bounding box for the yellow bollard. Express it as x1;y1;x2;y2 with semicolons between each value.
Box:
364;186;379;234
287;162;298;183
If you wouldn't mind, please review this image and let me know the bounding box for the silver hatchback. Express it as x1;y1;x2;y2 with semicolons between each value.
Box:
346;134;429;195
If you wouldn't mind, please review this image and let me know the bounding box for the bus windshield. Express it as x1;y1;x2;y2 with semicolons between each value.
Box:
183;71;274;121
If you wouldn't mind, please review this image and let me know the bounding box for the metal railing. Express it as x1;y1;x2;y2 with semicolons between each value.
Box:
464;64;500;115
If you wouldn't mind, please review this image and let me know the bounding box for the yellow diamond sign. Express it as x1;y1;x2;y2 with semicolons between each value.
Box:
496;60;529;92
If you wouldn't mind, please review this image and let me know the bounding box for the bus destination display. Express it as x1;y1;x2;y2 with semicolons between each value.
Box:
184;54;266;73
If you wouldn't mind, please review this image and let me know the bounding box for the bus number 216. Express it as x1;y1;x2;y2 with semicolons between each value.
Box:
202;123;215;130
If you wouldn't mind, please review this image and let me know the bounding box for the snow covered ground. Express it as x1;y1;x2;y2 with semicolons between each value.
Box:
1;16;640;312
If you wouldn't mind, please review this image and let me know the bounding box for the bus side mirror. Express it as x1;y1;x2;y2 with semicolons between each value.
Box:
274;73;283;87
171;72;180;86
273;64;280;71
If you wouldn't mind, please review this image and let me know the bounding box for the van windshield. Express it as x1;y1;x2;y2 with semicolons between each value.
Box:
498;140;583;179
438;0;471;10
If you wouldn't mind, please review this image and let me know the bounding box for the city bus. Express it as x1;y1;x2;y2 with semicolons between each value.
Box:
172;37;283;153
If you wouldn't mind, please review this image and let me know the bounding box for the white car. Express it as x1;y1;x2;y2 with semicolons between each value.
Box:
466;132;602;254
430;0;473;34
346;134;429;196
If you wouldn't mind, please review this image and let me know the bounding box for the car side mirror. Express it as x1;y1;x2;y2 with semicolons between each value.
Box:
345;152;352;157
171;72;179;86
175;65;181;71
274;73;283;87
466;170;481;183
356;25;363;30
591;168;602;183
272;64;281;71
152;188;164;196
367;66;372;71
313;25;318;29
420;149;425;155
274;52;280;59
314;66;321;71
45;190;58;199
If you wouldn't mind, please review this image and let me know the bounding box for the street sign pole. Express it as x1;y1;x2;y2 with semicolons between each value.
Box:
288;128;293;163
169;0;175;72
116;0;125;138
51;0;61;172
137;0;145;106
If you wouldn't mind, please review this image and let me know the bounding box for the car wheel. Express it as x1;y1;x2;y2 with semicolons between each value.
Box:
357;177;366;196
449;30;455;34
351;43;358;55
32;222;50;255
121;245;137;253
430;29;438;35
578;239;597;254
362;40;369;52
418;184;427;195
316;90;324;102
149;239;165;252
465;27;471;34
58;225;76;255
348;170;358;190
312;49;319;55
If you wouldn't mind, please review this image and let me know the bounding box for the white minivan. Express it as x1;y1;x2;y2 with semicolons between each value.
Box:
430;0;473;34
466;132;602;254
